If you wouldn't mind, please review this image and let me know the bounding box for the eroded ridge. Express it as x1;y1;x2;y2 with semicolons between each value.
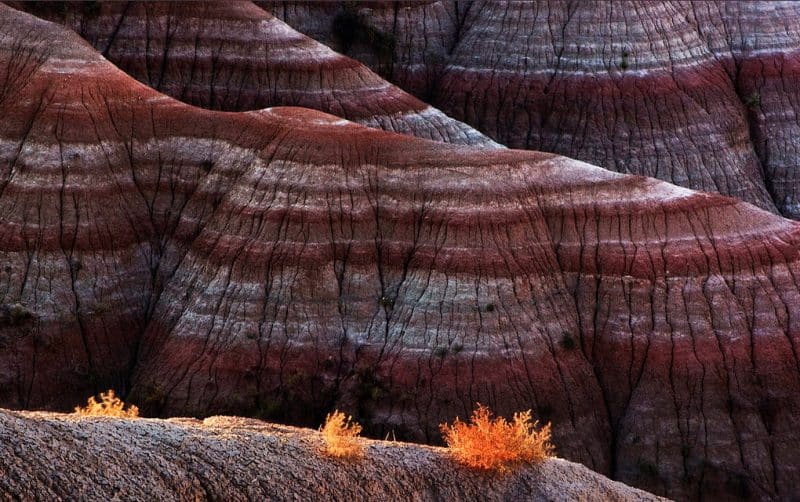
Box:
268;0;800;219
0;409;665;501
13;0;497;147
1;4;800;501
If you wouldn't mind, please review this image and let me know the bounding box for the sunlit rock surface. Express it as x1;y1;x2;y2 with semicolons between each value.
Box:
0;409;665;501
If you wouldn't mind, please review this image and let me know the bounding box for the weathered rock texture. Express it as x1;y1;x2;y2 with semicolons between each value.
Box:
0;409;664;501
266;1;800;218
2;4;800;501
11;0;496;147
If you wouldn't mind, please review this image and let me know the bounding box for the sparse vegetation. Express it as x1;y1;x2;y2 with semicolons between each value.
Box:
560;333;576;350
367;385;382;401
74;389;139;418
321;410;363;458
439;404;553;472
744;91;761;107
0;302;33;326
355;366;383;404
620;49;630;70
138;384;167;413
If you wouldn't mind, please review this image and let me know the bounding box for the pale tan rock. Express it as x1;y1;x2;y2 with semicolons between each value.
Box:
0;409;666;501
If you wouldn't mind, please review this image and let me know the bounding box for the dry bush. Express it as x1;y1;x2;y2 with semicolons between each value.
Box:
74;389;139;418
440;403;553;472
321;410;363;458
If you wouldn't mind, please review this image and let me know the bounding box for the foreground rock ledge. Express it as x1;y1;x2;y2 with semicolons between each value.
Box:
0;409;662;502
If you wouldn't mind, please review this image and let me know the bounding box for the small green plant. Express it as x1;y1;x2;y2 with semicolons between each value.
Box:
452;343;464;354
560;333;576;350
620;49;630;70
0;303;33;326
139;384;167;411
744;91;761;107
355;367;384;405
285;371;306;390
434;347;448;358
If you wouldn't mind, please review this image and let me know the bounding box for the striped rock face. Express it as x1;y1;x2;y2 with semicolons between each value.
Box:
12;1;496;147
268;0;800;219
2;4;800;501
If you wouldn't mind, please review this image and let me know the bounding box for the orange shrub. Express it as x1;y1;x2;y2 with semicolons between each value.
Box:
439;403;553;471
74;390;139;418
321;410;363;458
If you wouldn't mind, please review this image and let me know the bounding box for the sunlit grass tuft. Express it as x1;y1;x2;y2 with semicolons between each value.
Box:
74;389;139;418
321;410;363;458
440;403;553;472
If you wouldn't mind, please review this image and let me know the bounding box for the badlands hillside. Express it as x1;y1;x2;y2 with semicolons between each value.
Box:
1;2;800;500
268;1;800;218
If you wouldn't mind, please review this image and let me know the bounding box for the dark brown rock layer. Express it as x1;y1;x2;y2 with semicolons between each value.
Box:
1;4;800;501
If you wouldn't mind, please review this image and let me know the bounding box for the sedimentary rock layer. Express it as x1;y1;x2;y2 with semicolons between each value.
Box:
0;409;664;501
267;1;800;218
12;0;496;147
2;4;800;501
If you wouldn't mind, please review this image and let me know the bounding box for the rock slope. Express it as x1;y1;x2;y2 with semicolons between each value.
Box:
267;1;800;218
0;409;664;501
12;0;496;147
2;4;800;500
